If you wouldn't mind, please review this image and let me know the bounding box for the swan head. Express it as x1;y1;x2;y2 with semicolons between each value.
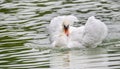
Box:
61;15;79;36
63;20;70;36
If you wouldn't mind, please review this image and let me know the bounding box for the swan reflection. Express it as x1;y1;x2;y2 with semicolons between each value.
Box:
50;48;110;69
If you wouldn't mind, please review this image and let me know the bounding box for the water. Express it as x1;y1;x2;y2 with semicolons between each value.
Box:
0;0;120;69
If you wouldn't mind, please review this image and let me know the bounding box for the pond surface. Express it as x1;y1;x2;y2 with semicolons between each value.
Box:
0;0;120;69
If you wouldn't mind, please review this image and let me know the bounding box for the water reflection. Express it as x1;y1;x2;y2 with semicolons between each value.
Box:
50;48;107;69
0;45;120;69
50;47;120;69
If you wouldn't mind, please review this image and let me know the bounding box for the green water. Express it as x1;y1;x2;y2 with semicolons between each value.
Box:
0;0;120;69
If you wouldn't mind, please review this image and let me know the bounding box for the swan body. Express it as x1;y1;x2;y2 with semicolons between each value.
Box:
48;15;108;48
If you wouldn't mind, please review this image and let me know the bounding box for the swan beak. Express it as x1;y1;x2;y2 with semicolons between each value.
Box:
64;25;69;36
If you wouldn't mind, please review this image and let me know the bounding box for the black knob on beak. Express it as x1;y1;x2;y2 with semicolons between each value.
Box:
64;25;69;30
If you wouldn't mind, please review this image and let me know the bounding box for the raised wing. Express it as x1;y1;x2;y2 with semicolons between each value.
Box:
81;16;108;47
48;16;65;35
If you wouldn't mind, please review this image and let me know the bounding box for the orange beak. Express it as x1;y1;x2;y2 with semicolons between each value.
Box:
64;25;69;36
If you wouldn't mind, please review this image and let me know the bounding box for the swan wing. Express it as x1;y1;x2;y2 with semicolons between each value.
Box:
48;16;65;35
81;16;108;47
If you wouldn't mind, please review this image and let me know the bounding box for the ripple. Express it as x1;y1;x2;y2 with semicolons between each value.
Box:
0;0;120;69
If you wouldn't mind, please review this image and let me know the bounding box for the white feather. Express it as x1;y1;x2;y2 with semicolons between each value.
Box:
81;16;108;48
68;16;108;48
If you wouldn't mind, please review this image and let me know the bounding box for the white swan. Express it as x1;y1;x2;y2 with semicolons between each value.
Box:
48;15;108;48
